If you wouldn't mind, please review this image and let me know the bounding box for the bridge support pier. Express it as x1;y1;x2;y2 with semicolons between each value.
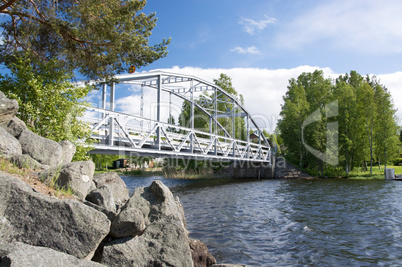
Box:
224;156;276;179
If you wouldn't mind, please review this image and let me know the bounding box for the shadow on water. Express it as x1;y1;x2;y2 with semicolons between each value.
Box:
120;175;263;195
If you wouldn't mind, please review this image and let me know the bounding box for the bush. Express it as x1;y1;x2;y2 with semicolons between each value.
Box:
393;158;402;166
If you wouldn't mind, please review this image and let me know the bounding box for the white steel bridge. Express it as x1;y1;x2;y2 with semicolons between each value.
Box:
79;71;272;164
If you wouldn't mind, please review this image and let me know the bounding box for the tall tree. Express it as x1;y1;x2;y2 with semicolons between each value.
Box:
212;73;246;140
334;80;356;175
278;76;310;168
356;82;375;174
301;70;333;176
279;70;400;177
178;74;246;140
373;82;399;170
0;0;170;81
178;94;210;133
400;129;402;143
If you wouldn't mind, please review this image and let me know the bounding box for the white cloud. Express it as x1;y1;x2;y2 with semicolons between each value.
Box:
143;65;336;131
115;85;184;128
231;46;261;55
377;72;402;125
239;16;277;35
102;66;402;135
275;0;402;54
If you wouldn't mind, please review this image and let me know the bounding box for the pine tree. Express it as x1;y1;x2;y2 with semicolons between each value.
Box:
0;0;170;81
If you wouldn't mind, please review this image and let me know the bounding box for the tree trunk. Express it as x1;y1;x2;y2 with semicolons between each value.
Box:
370;124;373;175
321;159;324;177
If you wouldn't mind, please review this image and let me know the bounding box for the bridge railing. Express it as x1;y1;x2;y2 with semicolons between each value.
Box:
82;106;271;163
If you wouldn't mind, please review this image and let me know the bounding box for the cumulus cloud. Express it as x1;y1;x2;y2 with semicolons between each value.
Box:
115;86;184;126
239;16;277;35
230;46;261;55
377;72;402;124
275;0;402;53
91;66;402;134
139;65;336;131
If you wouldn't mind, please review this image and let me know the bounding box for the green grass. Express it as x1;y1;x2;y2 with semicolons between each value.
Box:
0;157;29;176
277;155;402;179
54;186;75;198
1;157;75;198
162;167;220;179
347;165;402;179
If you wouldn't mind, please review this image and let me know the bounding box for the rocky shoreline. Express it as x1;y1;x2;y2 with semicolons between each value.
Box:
0;90;248;266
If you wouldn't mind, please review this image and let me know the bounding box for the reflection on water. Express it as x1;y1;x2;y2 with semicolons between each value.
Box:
121;176;402;266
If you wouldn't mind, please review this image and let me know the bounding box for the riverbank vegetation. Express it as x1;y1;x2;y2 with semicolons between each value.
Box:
347;165;402;179
278;70;401;177
0;53;93;161
0;157;75;198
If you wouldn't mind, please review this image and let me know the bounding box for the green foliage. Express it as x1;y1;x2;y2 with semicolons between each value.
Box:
0;52;93;161
263;129;282;153
0;157;29;176
400;129;402;143
213;74;246;140
394;158;402;165
373;80;399;169
91;154;121;170
91;153;152;171
178;73;246;140
0;0;170;81
278;70;399;177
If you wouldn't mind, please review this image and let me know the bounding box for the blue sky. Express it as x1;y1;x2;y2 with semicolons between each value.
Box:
124;0;402;128
141;0;402;75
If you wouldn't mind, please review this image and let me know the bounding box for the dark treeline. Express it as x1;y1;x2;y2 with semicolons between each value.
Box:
278;70;400;177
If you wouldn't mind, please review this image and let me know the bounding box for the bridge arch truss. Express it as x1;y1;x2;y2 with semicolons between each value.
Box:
80;71;271;164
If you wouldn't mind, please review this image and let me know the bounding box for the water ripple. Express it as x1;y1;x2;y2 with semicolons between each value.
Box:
122;176;402;266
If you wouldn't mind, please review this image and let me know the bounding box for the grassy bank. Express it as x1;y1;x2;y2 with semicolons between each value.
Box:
0;157;75;199
162;167;224;179
347;165;402;179
94;167;226;179
279;155;402;179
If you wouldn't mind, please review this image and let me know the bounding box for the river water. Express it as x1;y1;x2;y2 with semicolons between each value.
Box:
121;176;402;266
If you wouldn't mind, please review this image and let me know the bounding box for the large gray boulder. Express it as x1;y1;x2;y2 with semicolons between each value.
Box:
18;129;63;167
40;160;95;199
86;185;116;212
109;206;146;238
0;127;22;157
109;180;186;238
189;238;217;267
0;90;18;125
59;139;76;164
102;216;193;267
0;242;105;267
93;172;129;207
103;180;193;266
1;116;27;139
0;173;110;260
10;154;47;170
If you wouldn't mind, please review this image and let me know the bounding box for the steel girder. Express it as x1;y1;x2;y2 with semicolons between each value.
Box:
79;71;271;163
